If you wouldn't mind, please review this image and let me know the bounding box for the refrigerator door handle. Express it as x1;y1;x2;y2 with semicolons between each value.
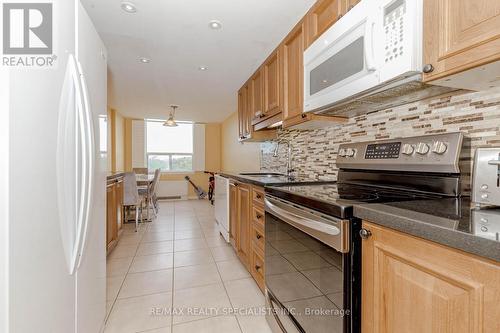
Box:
57;54;84;274
74;60;95;270
56;54;94;275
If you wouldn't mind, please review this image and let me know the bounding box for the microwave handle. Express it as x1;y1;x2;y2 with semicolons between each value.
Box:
364;17;376;71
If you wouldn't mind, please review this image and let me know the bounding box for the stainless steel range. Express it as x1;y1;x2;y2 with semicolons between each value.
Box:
264;132;466;333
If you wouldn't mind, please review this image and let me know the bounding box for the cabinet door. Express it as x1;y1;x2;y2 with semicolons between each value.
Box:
237;184;251;268
106;183;117;250
263;50;281;116
237;89;245;140
250;69;264;120
305;0;343;47
229;182;238;250
282;21;306;122
344;0;359;12
361;221;500;333
243;84;251;138
423;0;500;82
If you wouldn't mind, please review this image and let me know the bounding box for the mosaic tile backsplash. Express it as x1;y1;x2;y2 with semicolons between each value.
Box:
261;88;500;192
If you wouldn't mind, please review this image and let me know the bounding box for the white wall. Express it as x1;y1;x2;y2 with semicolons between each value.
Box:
0;68;9;333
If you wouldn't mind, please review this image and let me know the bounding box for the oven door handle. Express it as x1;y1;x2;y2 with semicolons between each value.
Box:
265;197;341;236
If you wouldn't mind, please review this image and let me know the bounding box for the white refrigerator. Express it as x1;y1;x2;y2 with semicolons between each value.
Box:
6;1;107;332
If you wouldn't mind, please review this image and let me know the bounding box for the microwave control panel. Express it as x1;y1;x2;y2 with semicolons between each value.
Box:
384;0;406;64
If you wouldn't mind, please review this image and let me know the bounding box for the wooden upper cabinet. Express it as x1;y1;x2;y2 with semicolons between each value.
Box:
281;20;306;122
250;69;264;120
305;0;343;47
345;0;360;12
237;83;251;140
263;50;281;116
423;0;500;82
361;221;500;333
237;88;245;140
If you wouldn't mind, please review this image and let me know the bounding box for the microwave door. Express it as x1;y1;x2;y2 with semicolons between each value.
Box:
304;4;383;113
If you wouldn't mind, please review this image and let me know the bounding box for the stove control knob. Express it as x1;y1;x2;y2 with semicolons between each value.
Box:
432;141;448;155
338;149;347;157
401;144;414;155
415;142;430;155
346;148;356;157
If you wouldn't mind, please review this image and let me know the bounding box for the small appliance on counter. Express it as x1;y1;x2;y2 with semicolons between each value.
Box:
472;209;500;242
472;148;500;206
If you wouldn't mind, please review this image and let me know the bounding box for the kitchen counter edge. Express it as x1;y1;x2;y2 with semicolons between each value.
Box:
354;203;500;263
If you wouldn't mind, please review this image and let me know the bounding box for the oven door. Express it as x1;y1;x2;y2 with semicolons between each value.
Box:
304;0;383;114
264;196;351;333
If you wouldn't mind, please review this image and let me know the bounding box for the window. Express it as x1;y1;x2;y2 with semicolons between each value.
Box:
146;120;193;172
98;115;107;158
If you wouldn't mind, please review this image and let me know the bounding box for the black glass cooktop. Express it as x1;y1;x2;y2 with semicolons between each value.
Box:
265;182;453;219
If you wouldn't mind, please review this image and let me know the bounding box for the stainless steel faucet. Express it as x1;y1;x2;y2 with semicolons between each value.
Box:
273;139;294;177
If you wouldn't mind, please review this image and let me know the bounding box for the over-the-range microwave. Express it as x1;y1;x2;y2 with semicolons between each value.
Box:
303;0;457;117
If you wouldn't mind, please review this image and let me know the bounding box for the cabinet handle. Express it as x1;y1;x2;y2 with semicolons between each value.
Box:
301;114;307;119
255;265;261;271
256;233;262;240
256;214;262;219
359;228;372;239
423;64;434;73
256;194;262;199
259;114;266;118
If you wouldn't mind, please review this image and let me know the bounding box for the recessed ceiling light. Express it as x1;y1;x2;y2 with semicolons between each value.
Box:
198;66;208;71
121;1;137;13
208;20;222;30
139;57;150;63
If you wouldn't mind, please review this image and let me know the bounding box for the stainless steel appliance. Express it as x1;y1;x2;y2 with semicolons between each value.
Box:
303;0;458;118
472;148;500;206
264;132;465;333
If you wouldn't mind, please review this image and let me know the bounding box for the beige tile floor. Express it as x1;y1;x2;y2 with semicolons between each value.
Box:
105;200;272;333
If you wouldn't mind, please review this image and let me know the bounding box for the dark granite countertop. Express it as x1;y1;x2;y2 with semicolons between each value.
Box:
219;172;326;187
354;198;500;263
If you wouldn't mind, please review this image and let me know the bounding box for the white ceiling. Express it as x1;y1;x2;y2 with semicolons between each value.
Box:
81;0;315;123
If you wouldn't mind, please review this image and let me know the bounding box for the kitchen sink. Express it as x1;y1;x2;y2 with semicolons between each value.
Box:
239;172;286;177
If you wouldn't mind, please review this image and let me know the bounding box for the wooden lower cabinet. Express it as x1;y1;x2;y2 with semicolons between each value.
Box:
229;182;266;291
361;221;500;333
106;182;117;251
236;183;251;268
229;182;238;250
106;176;124;254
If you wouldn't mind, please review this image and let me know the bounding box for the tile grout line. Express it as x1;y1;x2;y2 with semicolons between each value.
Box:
201;209;245;333
105;221;146;326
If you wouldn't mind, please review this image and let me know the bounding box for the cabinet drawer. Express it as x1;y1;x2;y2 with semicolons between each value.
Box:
250;247;265;292
251;221;265;252
252;205;265;229
252;186;265;207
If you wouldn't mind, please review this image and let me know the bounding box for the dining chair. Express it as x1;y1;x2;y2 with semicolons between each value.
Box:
133;167;148;175
150;168;161;215
137;168;160;220
123;172;145;232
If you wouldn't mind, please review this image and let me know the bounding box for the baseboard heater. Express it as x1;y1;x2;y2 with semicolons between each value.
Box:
158;195;182;200
157;180;189;200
